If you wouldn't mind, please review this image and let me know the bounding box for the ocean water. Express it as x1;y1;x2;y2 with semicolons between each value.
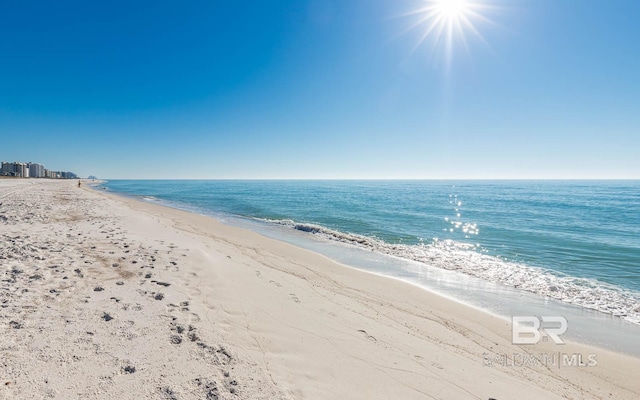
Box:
99;180;640;348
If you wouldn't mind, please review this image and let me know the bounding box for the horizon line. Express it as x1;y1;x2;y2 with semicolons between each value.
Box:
94;177;640;181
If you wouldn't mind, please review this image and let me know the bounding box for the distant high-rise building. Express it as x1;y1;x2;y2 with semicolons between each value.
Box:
1;162;11;175
2;161;75;178
1;161;28;177
28;162;45;178
61;171;78;179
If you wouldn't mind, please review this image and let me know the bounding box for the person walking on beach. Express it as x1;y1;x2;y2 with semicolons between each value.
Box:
77;180;81;188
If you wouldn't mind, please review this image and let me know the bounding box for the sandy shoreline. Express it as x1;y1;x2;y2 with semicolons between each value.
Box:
1;179;639;399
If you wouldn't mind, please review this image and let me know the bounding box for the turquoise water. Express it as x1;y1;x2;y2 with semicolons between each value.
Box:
100;180;640;326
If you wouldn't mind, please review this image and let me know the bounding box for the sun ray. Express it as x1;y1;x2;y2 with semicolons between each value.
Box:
394;10;441;41
454;18;473;60
399;0;500;66
409;14;447;56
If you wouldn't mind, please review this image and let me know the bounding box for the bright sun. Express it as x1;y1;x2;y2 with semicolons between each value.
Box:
435;0;470;20
401;0;495;66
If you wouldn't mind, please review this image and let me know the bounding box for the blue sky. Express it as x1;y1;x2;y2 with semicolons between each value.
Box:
1;0;639;179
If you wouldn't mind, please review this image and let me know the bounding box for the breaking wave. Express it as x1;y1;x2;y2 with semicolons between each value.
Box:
262;219;640;325
141;195;159;202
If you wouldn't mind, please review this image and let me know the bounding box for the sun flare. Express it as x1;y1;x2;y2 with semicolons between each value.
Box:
401;0;496;66
435;0;470;20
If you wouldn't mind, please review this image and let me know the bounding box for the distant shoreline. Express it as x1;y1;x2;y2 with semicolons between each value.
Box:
0;176;80;180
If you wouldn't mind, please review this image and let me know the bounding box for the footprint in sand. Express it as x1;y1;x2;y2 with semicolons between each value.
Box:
188;312;201;323
289;293;300;303
165;300;200;324
268;280;282;288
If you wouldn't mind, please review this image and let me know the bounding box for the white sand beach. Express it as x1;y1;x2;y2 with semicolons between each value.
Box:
1;179;639;399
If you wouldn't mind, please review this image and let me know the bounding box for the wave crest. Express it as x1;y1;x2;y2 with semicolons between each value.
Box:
263;218;640;325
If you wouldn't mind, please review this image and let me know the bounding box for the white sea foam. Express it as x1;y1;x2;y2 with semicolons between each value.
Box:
263;219;640;325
